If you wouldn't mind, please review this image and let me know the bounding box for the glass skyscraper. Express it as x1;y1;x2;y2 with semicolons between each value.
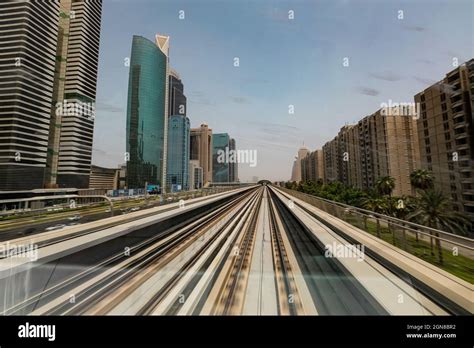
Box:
212;133;230;183
168;69;186;117
126;35;169;190
166;115;190;191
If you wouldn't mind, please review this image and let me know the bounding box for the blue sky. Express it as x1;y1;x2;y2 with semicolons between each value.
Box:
92;0;473;182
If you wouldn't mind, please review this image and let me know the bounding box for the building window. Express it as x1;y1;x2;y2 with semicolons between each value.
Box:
442;103;447;111
454;127;466;135
442;112;448;121
445;132;451;141
424;129;429;137
443;122;449;130
440;93;446;101
423;120;428;128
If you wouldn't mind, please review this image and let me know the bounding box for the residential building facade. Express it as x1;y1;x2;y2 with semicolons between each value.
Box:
414;59;474;224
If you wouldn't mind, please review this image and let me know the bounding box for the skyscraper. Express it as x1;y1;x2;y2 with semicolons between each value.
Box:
414;59;474;225
166;115;190;191
229;138;238;182
0;1;60;190
301;150;324;183
212;133;230;183
0;0;102;191
168;68;186;117
190;124;213;185
49;0;102;188
290;147;309;182
126;34;170;190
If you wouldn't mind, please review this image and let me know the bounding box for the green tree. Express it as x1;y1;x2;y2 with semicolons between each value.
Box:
375;176;396;197
360;194;388;237
410;169;434;191
407;189;472;264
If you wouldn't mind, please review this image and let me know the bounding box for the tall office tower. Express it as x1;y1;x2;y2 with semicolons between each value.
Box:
189;160;203;190
166;115;190;191
190;124;213;185
168;68;186;117
50;0;102;188
301;150;324;182
212;133;230;182
414;59;474;225
0;1;60;190
290;146;309;182
229;138;238;182
322;108;419;196
126;34;170;190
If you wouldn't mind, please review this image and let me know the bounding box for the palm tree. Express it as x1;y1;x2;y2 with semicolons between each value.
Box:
410;169;434;191
361;194;388;238
407;189;472;264
376;176;395;197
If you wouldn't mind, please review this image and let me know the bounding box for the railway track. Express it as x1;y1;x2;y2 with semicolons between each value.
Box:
0;184;459;315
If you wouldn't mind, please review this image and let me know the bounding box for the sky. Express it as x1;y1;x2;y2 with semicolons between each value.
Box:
92;0;474;182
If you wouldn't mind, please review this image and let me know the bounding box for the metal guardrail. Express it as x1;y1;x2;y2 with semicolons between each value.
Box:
279;188;474;266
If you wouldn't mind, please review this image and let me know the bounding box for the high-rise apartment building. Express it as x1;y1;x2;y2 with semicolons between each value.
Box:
126;34;170;191
414;59;474;224
49;0;102;188
301;149;324;183
190;124;213;185
290;146;309;182
166;115;190;191
168;68;186;117
0;1;60;190
322;108;419;196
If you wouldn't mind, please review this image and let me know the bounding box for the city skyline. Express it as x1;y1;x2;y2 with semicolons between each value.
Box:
92;0;473;182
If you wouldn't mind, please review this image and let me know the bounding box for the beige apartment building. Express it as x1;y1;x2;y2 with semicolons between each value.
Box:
301;150;325;182
190;124;213;186
414;59;474;224
322;108;419;197
291;146;310;182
